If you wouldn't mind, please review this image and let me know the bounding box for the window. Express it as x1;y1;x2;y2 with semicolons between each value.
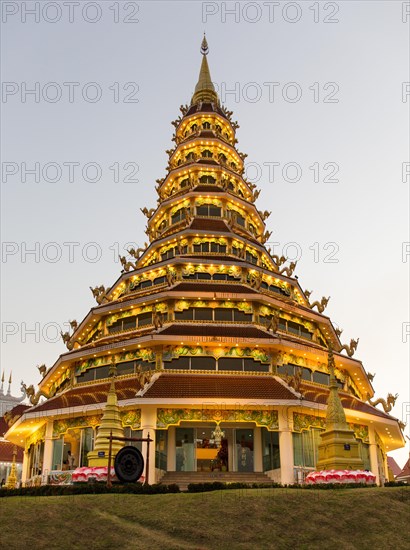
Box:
190;124;197;132
155;430;168;471
194;309;213;320
202;149;213;158
196;204;221;217
164;356;190;370
234;310;252;322
161;248;175;261
193;242;210;253
218;357;243;371
191;356;216;370
137;312;153;326
293;429;322;468
302;367;312;381
180;178;189;188
175;309;194;321
214;308;232;321
277;364;295;377
124;428;143;452
199;175;216;184
312;371;330;385
236;213;245;226
202;121;211;129
186;152;195;161
219;153;227;163
210;242;227;253
262;428;280;472
171;208;186;225
246;251;258;265
95;365;111;380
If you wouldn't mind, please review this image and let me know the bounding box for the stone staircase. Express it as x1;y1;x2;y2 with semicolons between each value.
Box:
159;471;275;491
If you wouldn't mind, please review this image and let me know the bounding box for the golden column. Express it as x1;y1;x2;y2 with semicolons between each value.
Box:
316;347;365;471
6;446;18;489
87;360;125;467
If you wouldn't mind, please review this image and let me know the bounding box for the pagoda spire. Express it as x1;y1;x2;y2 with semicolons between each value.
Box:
325;346;349;432
191;34;219;105
0;371;4;395
87;359;125;467
315;344;365;471
7;372;12;396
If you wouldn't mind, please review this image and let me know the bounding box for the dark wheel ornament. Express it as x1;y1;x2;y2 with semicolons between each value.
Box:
114;446;145;483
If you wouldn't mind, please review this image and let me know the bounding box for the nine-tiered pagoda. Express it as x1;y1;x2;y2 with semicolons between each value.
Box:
5;38;405;488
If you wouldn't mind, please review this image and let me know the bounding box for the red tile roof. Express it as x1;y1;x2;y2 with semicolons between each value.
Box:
387;456;402;477
397;458;410;481
160;324;272;339
0;404;30;434
27;378;140;413
0;440;24;463
143;374;295;400
190;218;231;232
300;383;393;419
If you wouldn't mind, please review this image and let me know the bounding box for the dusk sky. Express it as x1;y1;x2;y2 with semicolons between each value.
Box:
1;1;409;466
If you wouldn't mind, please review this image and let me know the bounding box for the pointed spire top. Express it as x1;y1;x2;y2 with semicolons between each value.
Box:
201;33;209;56
1;371;4;383
191;35;219;106
8;372;12;385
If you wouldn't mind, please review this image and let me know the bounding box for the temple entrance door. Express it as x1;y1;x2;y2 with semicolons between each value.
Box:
235;429;254;472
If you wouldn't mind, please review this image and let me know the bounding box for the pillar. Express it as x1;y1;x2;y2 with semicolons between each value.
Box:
368;426;380;486
278;408;294;485
167;426;176;471
21;450;29;485
254;427;263;472
42;421;54;484
140;405;157;484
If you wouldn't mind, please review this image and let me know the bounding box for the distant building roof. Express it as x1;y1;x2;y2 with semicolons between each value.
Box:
387;456;402;477
396;457;410;482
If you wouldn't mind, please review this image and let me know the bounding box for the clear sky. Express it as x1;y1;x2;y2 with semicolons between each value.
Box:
1;1;409;467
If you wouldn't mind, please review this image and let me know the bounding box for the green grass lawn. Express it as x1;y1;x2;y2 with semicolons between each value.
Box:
1;487;409;550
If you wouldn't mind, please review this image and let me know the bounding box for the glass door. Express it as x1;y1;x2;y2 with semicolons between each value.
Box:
175;428;195;471
235;429;254;472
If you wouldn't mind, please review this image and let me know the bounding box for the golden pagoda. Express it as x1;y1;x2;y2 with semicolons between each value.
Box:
4;38;405;488
315;348;365;471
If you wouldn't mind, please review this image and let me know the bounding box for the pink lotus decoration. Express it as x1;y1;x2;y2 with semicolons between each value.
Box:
72;466;119;483
305;470;376;485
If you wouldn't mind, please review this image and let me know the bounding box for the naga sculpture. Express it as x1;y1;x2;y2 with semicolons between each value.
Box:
128;247;146;260
60;331;74;350
304;289;312;300
285;368;303;394
135;365;152;390
37;364;47;378
279;261;297;278
260;230;272;244
339;338;359;357
248;270;262;290
367;392;398;414
258;210;271;221
90;285;110;305
250;189;261;202
119;255;137;272
166;267;177;287
398;420;406;432
153;309;164;330
335;327;343;337
21;381;51;406
309;296;330;313
272;255;287;268
179;104;188;115
367;372;376;383
140;207;155;218
267;312;280;333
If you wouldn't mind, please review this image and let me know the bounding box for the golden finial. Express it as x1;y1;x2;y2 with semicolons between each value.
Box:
201;33;209;56
1;371;4;383
8;372;12;385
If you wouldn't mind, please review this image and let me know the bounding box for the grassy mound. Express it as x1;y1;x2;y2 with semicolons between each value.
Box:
1;487;409;549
